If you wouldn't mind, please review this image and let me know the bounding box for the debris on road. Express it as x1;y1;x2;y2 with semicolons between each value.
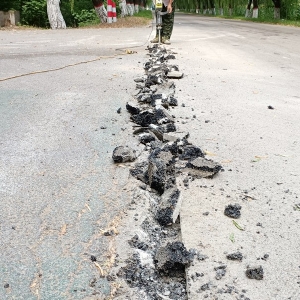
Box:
246;266;264;280
224;203;242;219
112;43;223;299
155;242;194;272
226;252;243;261
232;219;245;231
112;146;136;163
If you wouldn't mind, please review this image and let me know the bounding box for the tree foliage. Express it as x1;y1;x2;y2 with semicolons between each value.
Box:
175;0;300;20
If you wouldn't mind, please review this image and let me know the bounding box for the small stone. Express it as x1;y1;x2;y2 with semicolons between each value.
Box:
226;251;243;261
200;283;210;291
112;146;136;163
224;203;242;219
90;255;97;262
167;71;183;79
117;107;121;114
268;105;274;109
246;266;264;280
4;283;9;288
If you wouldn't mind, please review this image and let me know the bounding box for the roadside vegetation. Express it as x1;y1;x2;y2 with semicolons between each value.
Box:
0;0;300;28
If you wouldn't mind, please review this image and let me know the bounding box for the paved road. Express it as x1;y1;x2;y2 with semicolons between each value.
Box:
0;26;151;299
171;15;300;300
1;14;300;300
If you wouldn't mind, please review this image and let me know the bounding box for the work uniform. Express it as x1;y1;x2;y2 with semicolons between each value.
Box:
161;0;175;40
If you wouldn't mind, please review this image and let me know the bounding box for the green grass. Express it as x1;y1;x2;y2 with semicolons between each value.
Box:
218;15;300;27
134;9;153;19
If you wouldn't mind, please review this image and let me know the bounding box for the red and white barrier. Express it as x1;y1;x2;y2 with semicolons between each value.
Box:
112;2;117;22
107;0;113;23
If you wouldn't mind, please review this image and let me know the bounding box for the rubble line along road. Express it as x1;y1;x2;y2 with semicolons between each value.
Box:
0;14;299;300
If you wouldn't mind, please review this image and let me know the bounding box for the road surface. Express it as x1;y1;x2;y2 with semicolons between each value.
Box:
1;13;300;300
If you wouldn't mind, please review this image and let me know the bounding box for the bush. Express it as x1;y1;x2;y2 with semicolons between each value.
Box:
72;9;99;27
22;0;49;27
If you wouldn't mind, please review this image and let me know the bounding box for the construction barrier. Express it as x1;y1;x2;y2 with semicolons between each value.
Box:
107;0;113;23
112;2;117;22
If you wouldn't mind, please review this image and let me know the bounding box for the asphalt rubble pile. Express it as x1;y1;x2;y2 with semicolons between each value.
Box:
112;44;223;300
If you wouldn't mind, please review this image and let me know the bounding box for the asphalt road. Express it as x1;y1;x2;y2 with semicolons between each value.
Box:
171;15;300;300
0;26;150;299
1;13;300;300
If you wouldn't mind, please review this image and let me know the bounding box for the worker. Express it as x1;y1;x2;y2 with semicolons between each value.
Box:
151;0;175;45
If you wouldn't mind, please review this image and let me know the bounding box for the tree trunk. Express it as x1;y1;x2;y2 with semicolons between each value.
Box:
274;7;280;19
252;0;258;18
245;0;252;17
126;1;134;16
47;0;66;29
120;0;127;17
92;0;107;23
272;0;281;19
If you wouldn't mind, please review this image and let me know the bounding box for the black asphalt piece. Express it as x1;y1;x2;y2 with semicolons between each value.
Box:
130;161;149;184
136;93;153;103
224;204;242;219
168;96;178;106
268;105;274;109
156;188;181;226
131;111;157;127
186;157;222;178
226;252;243;261
246;266;264;280
112;146;136;163
148;158;167;194
126;102;141;115
139;133;156;145
160;123;177;133
215;265;227;280
179;145;204;161
90;255;97;262
155;242;194;273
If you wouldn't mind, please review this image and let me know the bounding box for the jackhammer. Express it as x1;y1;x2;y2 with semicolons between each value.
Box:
154;0;168;44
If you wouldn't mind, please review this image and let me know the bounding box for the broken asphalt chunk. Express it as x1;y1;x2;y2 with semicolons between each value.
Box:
226;251;243;261
224;203;242;219
126;102;141;115
246;266;264;280
139;133;156;145
148;158;167;194
179;145;204;161
185;157;222;178
112;146;136;163
131;111;157;127
155;188;182;226
155;242;194;272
